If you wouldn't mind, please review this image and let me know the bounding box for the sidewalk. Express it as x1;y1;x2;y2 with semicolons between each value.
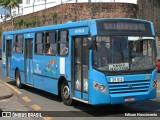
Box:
0;81;14;100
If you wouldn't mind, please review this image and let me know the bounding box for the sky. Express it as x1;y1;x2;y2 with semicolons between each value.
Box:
0;6;10;15
65;0;137;4
114;0;137;4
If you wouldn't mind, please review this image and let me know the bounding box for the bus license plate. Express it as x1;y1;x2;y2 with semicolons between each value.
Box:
124;97;135;102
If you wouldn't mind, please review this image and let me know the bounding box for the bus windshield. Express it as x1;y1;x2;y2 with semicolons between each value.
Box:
93;36;156;72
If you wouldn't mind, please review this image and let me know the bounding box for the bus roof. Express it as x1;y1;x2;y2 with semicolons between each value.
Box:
2;18;152;35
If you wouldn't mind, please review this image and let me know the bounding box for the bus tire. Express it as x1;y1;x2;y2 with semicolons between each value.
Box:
61;81;73;105
16;70;23;89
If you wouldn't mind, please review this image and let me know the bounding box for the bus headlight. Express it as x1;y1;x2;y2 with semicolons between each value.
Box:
93;81;107;93
98;85;105;92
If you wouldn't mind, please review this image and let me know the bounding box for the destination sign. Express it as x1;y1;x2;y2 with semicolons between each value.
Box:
96;19;152;35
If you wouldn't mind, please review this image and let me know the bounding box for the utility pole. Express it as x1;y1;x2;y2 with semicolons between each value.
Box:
44;0;47;9
33;2;34;13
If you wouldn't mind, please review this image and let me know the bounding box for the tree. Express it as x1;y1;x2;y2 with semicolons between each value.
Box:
0;0;20;14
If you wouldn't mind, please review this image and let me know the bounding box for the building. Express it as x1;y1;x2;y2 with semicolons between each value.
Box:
0;0;137;22
23;0;136;15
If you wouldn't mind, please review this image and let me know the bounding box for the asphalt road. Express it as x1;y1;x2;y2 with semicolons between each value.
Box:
0;60;160;120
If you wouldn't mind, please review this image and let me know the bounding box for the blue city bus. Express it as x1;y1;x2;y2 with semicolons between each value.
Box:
2;18;157;105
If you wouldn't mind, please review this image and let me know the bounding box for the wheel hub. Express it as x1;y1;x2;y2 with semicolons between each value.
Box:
63;85;70;99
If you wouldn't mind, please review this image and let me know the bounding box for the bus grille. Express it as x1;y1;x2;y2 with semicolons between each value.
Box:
108;80;150;94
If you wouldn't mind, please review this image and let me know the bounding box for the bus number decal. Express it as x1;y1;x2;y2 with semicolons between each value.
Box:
110;77;124;83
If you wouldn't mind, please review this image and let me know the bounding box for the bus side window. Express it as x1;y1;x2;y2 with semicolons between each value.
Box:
14;34;23;53
45;31;56;55
58;31;68;56
3;35;5;52
35;33;44;54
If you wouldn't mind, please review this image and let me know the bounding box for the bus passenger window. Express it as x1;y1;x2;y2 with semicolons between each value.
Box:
46;44;51;54
35;33;44;54
14;34;23;53
45;31;56;55
58;31;68;56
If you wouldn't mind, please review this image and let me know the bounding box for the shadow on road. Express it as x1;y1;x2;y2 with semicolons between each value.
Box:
4;80;160;117
6;81;62;103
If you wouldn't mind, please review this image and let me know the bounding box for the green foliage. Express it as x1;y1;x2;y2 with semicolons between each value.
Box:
41;13;46;24
23;18;32;27
0;0;20;13
15;18;24;26
15;18;39;28
52;12;59;24
31;18;37;27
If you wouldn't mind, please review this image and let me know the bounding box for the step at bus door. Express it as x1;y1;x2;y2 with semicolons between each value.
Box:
73;37;89;101
6;39;12;78
24;39;33;85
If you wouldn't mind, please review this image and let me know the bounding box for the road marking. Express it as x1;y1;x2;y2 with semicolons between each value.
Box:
31;104;41;111
0;80;22;95
43;117;54;120
22;96;32;103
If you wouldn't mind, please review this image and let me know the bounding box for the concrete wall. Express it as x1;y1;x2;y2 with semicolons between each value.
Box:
137;0;160;37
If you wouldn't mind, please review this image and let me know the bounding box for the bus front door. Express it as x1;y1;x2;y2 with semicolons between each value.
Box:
73;37;89;101
24;39;33;85
6;40;12;78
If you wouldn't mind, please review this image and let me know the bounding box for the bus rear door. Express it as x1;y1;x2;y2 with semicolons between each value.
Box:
24;33;34;85
6;35;13;78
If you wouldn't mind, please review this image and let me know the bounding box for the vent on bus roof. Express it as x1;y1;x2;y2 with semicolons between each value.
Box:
66;21;73;23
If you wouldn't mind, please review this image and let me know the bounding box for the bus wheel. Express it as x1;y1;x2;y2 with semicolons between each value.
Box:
16;70;22;88
61;81;73;105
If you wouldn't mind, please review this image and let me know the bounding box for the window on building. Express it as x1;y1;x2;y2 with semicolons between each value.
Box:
45;31;57;55
14;34;23;53
58;31;68;56
35;33;44;54
26;0;30;4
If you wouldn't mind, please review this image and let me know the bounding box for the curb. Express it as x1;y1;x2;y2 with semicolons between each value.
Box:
0;81;14;100
0;92;14;100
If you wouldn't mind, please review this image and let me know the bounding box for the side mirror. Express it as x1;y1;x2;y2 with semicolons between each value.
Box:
87;37;96;50
156;36;159;56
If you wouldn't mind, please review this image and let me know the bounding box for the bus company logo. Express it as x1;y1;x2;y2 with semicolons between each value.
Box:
27;34;30;37
128;84;132;88
145;75;150;80
75;29;84;34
